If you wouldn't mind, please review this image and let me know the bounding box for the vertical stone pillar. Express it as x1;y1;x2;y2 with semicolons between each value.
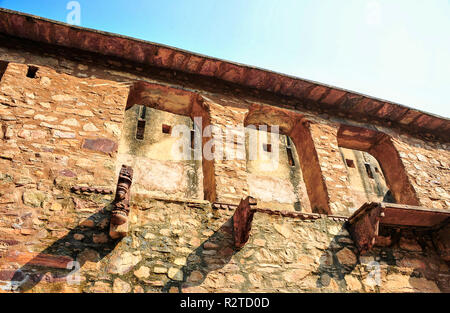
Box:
389;136;446;208
305;122;354;215
370;136;420;206
201;96;249;204
290;120;331;214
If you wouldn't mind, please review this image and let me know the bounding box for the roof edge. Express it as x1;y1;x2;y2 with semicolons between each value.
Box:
0;8;448;140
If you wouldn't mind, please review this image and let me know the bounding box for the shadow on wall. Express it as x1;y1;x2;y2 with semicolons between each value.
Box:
316;224;447;292
383;190;396;203
6;205;119;292
315;223;361;291
403;230;449;293
163;217;236;293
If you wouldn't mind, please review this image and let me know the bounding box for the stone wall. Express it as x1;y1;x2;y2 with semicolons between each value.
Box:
0;40;449;293
393;136;450;209
117;105;203;200
0;40;448;215
0;193;447;293
0;61;127;201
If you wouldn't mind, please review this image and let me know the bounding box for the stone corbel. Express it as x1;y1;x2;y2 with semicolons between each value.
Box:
347;202;450;257
109;165;133;239
347;203;384;253
232;196;257;249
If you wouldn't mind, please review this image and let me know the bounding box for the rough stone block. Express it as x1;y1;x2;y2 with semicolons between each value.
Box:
109;220;128;239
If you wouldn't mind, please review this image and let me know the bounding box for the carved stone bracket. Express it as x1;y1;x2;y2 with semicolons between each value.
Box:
347;202;450;257
109;165;133;239
232;196;257;249
347;203;383;253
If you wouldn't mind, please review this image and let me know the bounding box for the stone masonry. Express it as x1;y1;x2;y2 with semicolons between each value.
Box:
0;9;449;293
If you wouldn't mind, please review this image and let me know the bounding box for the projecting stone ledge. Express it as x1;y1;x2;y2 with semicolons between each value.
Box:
347;202;450;259
110;220;129;240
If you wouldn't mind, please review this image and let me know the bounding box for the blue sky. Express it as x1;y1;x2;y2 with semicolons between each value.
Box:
1;0;449;118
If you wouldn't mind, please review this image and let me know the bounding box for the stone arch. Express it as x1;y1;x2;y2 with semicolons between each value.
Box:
337;124;419;205
121;81;216;202
244;103;330;214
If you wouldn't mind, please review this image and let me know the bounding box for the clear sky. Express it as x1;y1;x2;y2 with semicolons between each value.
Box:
1;0;449;118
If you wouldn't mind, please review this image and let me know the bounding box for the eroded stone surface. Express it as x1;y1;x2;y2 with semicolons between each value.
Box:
82;138;118;154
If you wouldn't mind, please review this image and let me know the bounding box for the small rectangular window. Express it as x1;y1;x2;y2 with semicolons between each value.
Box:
136;119;146;140
162;124;172;134
263;143;272;152
346;159;355;168
1;125;7;140
139;105;147;119
365;163;374;179
0;61;8;81
190;129;195;149
287;147;295;167
286;136;292;147
26;66;39;79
